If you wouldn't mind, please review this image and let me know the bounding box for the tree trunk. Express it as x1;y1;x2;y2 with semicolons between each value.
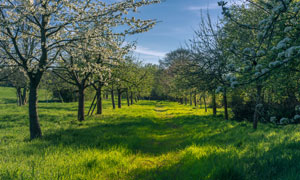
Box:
203;94;207;112
185;97;187;105
126;89;130;106
212;91;217;116
22;87;27;105
223;88;228;120
103;91;106;100
111;89;115;109
117;89;121;108
194;92;197;107
54;84;64;103
190;92;192;106
78;87;85;121
96;85;102;115
28;81;42;140
130;91;133;105
16;87;22;106
199;96;202;108
180;98;183;104
253;84;262;129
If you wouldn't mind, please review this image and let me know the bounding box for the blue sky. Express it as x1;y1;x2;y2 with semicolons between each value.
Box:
107;0;243;64
125;0;228;64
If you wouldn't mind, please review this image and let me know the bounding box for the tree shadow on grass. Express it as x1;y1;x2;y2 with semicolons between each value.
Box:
18;111;300;179
127;140;300;180
129;150;245;180
38;115;189;155
0;98;16;104
39;104;77;112
29;113;267;156
238;140;300;180
136;101;159;106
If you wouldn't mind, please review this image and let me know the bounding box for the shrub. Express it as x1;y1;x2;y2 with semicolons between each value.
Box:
53;88;77;102
231;93;255;121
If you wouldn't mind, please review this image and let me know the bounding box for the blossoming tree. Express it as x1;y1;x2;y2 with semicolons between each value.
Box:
0;0;159;139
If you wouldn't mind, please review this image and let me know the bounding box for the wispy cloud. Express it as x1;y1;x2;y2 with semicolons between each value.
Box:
187;1;245;11
133;46;166;58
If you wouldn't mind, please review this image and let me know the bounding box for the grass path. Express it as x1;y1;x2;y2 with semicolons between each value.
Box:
1;89;300;179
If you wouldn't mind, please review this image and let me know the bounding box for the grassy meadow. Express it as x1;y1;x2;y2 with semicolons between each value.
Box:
1;87;300;180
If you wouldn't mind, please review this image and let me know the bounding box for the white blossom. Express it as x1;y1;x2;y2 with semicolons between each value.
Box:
270;116;277;123
279;118;289;125
294;115;300;120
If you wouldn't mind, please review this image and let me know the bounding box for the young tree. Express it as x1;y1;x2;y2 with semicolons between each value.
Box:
188;13;235;120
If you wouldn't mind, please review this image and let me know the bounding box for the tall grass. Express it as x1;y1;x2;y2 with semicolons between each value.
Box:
1;87;300;179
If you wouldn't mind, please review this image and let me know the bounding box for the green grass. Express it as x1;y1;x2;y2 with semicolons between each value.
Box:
1;87;300;179
0;87;52;104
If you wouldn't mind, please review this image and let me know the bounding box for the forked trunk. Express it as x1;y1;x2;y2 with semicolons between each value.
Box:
28;81;42;140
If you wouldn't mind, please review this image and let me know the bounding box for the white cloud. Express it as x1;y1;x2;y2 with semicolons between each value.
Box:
133;46;166;58
187;4;220;11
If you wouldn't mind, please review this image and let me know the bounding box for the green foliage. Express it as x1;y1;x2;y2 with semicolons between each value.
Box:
230;90;256;121
1;87;300;179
